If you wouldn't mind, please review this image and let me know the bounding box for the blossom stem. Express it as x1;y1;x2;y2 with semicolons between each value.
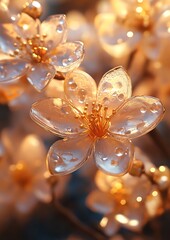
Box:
126;49;137;70
53;200;106;240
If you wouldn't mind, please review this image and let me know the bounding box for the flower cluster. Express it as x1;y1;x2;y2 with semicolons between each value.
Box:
30;67;164;176
0;12;84;91
95;0;170;59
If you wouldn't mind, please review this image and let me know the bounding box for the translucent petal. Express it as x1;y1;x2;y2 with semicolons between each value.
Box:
30;98;84;137
154;8;170;37
40;15;67;51
26;63;56;91
16;134;46;171
15;190;37;214
64;69;97;112
109;96;165;139
45;79;65;99
95;136;134;176
49;41;84;73
47;135;93;175
0;23;17;54
86;190;114;214
97;66;132;114
95;13;141;58
33;179;52;203
14;13;39;39
101;214;120;236
142;34;162;60
0;59;29;82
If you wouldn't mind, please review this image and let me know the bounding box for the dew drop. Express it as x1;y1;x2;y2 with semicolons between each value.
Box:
102;157;108;161
102;82;113;92
115;147;124;157
61;105;70;114
62;59;69;67
78;89;87;103
56;24;63;33
61;153;78;162
118;93;124;101
111;160;119;166
115;81;122;88
103;97;110;105
150;103;160;113
68;79;77;90
137;122;145;130
0;66;6;79
140;107;147;113
125;130;131;134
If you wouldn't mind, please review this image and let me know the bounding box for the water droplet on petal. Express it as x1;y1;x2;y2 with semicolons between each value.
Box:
118;94;124;101
62;59;69;67
56;25;63;33
78;88;87;103
68;78;77;90
61;152;78;162
140;107;147;113
102;157;108;161
150;103;160;113
103;97;110;105
102;82;113;92
115;81;122;88
61;105;71;114
137;122;145;131
115;147;124;157
111;160;119;166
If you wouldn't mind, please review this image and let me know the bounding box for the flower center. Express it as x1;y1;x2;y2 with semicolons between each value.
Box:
11;34;49;63
76;102;115;139
10;163;32;187
122;1;152;31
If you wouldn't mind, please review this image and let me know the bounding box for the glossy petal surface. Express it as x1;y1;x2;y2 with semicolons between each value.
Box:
64;70;97;112
26;63;55;91
50;41;84;72
47;135;93;175
97;66;132;113
95;136;134;176
0;59;29;82
0;24;17;54
14;13;39;39
109;96;165;139
41;15;67;50
155;8;170;37
30;98;83;137
86;190;114;214
95;13;141;58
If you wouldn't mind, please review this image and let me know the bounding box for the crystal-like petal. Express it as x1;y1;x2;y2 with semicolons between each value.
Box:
101;214;120;236
0;23;17;54
109;96;165;139
49;41;84;73
30;98;84;137
14;13;39;39
47;135;93;175
40;15;67;51
95;13;141;58
64;70;97;112
154;8;170;37
15;189;37;213
97;66;132;114
86;190;114;214
16;134;46;172
33;179;52;203
45;79;65;99
26;63;56;91
95;136;134;176
0;59;29;82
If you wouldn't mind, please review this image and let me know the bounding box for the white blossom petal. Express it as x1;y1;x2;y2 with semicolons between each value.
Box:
95;136;134;176
0;59;29;82
49;41;84;72
26;63;56;91
109;96;165;139
30;98;84;138
47;135;93;175
97;66;132;113
40;14;67;51
64;70;97;112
